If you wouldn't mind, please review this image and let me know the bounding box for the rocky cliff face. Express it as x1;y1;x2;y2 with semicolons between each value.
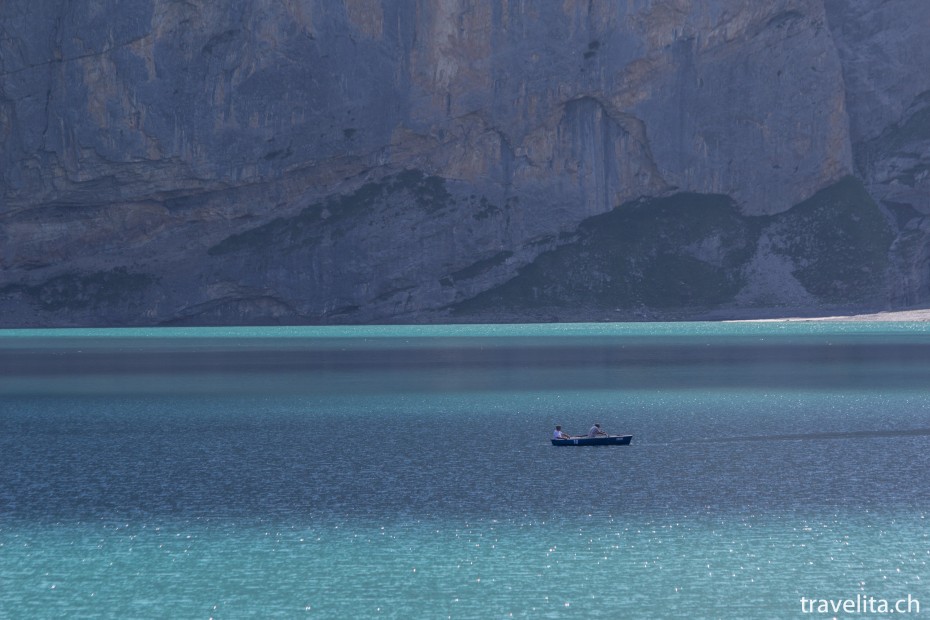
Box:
1;0;928;326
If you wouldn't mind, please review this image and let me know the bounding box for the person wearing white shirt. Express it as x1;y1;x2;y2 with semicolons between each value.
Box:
552;425;572;440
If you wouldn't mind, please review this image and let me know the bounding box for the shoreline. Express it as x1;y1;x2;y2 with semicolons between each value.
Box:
723;308;930;322
4;306;930;330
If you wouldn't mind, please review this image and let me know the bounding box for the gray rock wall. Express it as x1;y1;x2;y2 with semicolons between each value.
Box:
0;0;928;325
824;0;930;307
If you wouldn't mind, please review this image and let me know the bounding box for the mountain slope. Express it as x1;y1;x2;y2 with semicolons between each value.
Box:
1;0;927;325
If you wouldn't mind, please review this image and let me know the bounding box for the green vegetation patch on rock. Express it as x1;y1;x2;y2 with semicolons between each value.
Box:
455;192;758;314
442;251;514;287
765;176;893;302
456;177;894;317
208;170;452;256
2;269;155;312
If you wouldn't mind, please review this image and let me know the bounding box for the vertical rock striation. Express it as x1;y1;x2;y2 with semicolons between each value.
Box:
824;0;930;307
0;0;926;325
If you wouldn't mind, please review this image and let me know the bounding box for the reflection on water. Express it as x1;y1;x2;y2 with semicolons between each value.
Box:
1;323;928;617
4;325;930;395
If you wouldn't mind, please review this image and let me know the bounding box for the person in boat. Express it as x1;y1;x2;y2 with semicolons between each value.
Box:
588;422;607;437
553;425;573;440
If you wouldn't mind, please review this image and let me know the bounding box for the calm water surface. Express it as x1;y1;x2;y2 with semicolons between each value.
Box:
1;323;928;618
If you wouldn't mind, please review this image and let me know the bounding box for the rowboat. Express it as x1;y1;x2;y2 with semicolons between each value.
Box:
551;435;632;446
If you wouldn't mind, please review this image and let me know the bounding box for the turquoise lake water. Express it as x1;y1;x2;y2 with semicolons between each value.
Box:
1;322;928;618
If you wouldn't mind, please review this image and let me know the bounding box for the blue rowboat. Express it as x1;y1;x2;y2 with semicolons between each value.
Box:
551;435;632;446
